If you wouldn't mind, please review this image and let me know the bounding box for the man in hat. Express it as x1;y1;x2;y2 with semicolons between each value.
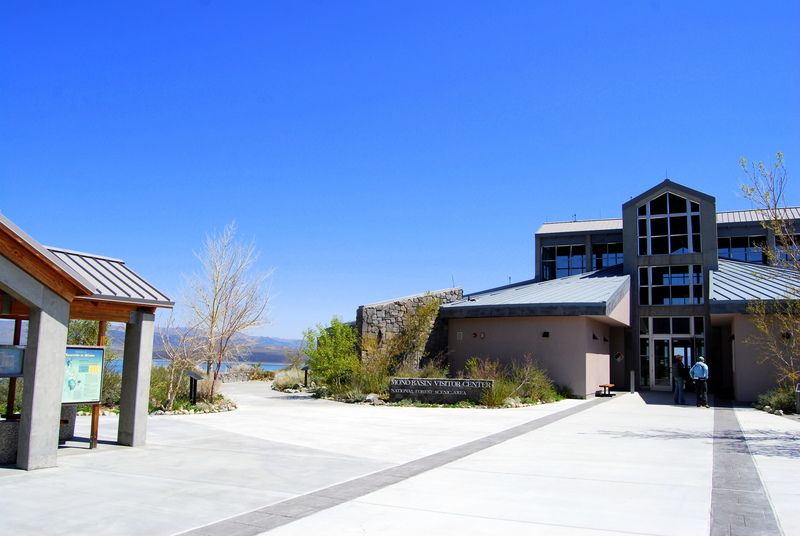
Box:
689;356;710;408
672;355;687;405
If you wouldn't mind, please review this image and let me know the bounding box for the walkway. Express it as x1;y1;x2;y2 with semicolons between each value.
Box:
0;383;797;535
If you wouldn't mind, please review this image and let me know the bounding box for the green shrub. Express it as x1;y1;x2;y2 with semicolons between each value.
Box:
466;354;561;406
509;355;559;403
757;384;796;414
149;365;176;412
101;358;122;406
0;378;23;415
554;384;573;400
480;378;517;407
304;317;359;395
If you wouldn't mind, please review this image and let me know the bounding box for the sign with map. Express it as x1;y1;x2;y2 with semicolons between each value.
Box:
0;346;24;377
62;346;104;404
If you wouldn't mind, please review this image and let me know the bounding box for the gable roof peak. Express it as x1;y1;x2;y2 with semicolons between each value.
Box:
622;179;716;210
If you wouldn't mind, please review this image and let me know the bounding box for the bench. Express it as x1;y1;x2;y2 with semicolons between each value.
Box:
598;384;614;397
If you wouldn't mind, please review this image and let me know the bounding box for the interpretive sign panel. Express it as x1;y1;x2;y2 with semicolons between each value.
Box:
0;346;25;378
390;378;493;404
62;346;104;404
0;346;24;377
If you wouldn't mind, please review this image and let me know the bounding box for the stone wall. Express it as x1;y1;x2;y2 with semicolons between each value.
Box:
218;370;252;383
356;288;463;363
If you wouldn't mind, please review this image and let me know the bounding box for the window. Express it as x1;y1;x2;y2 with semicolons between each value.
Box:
637;193;701;255
639;265;704;305
593;242;623;269
643;316;704;335
542;245;586;280
718;236;765;263
775;235;800;263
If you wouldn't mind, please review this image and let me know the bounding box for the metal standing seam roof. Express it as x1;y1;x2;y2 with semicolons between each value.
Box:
534;207;800;236
441;265;630;317
47;247;173;307
716;207;800;224
709;258;800;302
0;213;95;294
536;219;622;235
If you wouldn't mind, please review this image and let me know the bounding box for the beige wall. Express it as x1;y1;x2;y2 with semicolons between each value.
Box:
731;314;783;402
447;316;612;397
605;290;630;326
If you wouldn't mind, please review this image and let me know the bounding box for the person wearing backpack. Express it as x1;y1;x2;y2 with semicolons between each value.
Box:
690;356;710;408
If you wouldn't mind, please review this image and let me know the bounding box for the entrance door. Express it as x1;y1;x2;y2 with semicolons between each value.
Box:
653;339;671;390
648;337;702;391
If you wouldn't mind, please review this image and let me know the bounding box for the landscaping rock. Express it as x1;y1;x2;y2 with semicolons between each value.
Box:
365;393;385;406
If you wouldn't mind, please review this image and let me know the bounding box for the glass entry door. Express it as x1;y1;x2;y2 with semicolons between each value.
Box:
640;316;705;391
647;337;703;391
653;339;672;390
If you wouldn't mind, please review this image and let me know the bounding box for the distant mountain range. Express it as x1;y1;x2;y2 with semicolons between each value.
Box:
0;321;303;365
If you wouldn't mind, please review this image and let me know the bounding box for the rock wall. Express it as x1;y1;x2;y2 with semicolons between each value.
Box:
356;288;463;363
218;371;252;383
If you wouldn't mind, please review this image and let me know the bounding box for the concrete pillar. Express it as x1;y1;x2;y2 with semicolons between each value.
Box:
17;293;70;470
117;310;155;447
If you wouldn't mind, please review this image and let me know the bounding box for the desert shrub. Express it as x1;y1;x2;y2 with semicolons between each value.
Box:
149;365;174;412
248;363;276;381
196;374;221;402
465;356;507;381
509;355;559;403
756;384;796;413
336;390;367;403
554;384;573;399
272;367;306;390
480;378;517;407
466;355;561;406
398;354;449;379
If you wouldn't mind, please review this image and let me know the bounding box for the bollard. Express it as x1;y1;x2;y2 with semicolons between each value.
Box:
630;370;635;394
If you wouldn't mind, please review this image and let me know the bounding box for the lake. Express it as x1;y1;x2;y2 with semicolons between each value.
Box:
107;360;288;373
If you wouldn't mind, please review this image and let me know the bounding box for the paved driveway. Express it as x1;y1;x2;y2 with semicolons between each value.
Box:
0;382;797;535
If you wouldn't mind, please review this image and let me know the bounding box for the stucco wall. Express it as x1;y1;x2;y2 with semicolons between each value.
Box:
732;314;783;402
447;316;612;397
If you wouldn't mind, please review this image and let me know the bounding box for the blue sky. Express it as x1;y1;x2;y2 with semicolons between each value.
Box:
1;1;798;339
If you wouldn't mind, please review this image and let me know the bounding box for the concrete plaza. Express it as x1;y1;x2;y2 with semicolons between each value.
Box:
0;382;798;535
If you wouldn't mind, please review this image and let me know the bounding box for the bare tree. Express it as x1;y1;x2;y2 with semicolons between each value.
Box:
740;152;798;269
182;222;273;398
157;317;205;410
740;152;800;386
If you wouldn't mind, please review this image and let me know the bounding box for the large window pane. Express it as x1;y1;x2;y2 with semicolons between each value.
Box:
672;317;691;334
651;236;669;254
650;194;668;215
653;318;671;334
670;235;689;254
652;286;671;305
668;194;687;214
670;216;688;234
651;217;668;236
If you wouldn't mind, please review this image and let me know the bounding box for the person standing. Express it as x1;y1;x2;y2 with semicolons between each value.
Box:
690;356;710;408
672;355;687;405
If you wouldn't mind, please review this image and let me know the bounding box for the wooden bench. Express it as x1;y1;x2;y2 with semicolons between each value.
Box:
598;384;614;397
